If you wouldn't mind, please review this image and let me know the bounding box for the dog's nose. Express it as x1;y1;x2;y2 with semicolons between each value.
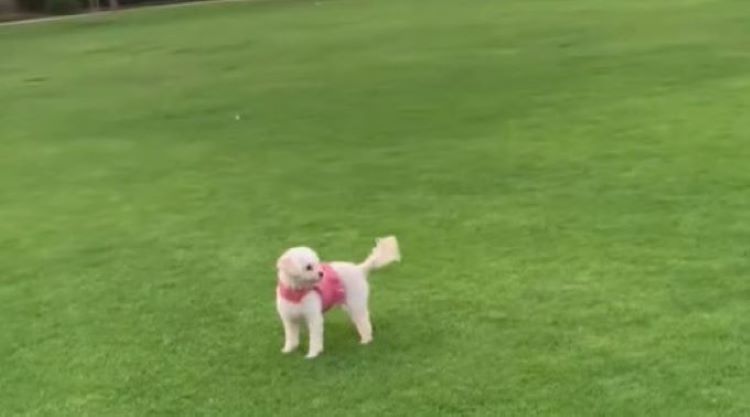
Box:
318;271;324;278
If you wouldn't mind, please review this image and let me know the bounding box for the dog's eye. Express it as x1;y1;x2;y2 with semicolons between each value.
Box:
305;264;313;271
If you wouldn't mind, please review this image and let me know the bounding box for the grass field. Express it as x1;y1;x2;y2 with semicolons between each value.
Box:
2;0;750;415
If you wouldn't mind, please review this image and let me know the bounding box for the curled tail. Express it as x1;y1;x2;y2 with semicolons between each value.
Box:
360;236;401;273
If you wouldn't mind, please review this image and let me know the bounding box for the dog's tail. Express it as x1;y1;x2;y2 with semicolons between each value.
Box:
359;236;401;274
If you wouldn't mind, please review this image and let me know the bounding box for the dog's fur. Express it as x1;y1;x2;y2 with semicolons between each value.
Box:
275;236;400;358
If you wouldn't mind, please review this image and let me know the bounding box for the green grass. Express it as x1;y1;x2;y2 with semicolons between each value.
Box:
2;0;750;415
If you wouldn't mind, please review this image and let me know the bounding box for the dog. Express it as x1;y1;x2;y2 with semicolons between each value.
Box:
275;236;400;358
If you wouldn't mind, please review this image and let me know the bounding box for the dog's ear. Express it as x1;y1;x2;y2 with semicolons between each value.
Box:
276;255;296;274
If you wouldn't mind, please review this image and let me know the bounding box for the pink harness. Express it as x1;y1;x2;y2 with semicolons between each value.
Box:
277;264;346;312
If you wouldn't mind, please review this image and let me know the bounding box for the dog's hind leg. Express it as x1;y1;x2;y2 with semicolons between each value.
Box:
347;305;373;345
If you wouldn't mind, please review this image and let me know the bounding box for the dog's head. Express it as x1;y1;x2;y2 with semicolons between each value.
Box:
276;246;323;288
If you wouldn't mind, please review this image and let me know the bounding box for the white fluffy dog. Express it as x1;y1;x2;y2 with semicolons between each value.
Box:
275;236;400;358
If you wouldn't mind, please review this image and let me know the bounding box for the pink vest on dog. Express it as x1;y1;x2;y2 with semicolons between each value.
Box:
277;264;345;312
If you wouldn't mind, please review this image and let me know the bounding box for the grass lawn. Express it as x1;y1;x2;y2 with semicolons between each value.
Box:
2;0;750;415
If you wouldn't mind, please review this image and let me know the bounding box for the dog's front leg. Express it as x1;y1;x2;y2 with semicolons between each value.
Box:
281;316;300;353
305;312;324;359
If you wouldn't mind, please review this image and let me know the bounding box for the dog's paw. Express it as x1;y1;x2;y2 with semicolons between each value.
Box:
305;350;323;359
281;344;299;354
360;337;373;345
